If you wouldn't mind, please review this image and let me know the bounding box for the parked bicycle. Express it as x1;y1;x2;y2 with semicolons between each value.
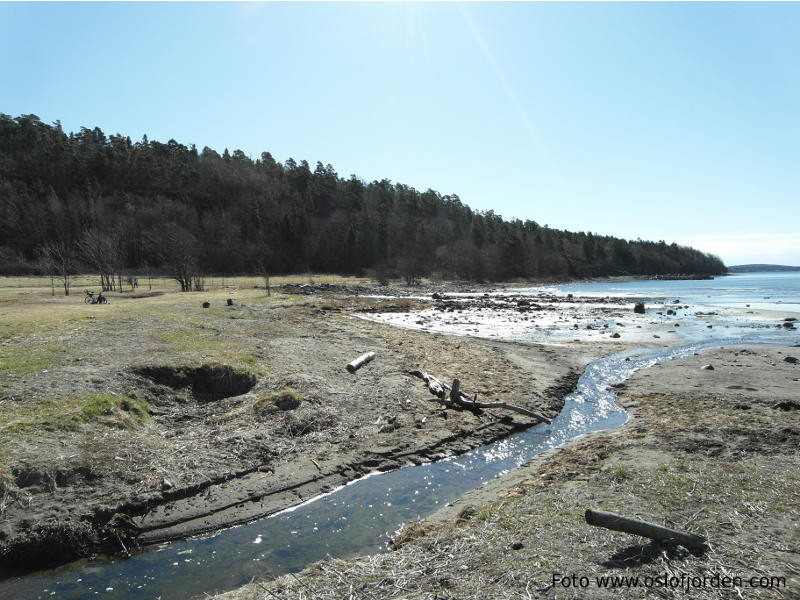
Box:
84;289;108;304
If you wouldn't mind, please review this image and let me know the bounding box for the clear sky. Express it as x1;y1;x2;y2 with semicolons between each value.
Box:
1;2;798;266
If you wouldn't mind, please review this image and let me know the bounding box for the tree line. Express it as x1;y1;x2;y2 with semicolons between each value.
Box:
0;113;726;290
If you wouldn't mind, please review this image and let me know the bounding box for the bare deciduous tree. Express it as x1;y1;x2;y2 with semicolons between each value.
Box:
39;239;75;296
77;229;123;291
145;224;200;292
254;243;273;297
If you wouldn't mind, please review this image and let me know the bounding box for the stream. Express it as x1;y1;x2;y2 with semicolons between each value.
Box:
3;332;791;600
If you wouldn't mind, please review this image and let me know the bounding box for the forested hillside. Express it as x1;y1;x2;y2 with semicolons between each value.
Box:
0;114;725;285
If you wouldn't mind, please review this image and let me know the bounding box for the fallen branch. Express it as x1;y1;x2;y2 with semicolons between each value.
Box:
450;378;551;423
347;352;376;373
411;371;449;404
409;371;551;423
585;509;709;555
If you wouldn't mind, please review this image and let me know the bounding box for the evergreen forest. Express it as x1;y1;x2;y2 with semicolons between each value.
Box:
0;114;726;287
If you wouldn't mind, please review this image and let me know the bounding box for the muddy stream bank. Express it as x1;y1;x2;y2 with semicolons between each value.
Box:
3;332;783;600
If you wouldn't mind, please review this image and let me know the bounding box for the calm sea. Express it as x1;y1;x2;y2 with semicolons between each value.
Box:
553;271;800;314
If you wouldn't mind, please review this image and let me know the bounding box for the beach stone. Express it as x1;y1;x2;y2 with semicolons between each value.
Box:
702;364;715;370
633;302;646;314
202;302;210;308
773;401;800;411
610;332;621;338
782;322;795;329
783;356;798;364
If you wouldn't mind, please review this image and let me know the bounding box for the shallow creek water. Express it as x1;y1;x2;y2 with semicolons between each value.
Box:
4;332;791;600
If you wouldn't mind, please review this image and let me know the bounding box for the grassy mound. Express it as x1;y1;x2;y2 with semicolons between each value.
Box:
254;388;303;416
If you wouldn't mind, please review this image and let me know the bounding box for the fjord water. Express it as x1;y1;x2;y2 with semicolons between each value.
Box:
2;273;797;599
553;271;800;313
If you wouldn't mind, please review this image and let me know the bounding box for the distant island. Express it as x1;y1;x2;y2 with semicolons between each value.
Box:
727;264;800;273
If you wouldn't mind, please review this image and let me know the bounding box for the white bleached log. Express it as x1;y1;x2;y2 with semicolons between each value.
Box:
346;352;376;373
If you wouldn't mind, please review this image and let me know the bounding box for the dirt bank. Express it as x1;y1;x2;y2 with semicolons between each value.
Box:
216;344;800;600
0;285;611;576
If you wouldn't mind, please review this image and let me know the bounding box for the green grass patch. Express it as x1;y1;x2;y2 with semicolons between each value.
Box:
82;392;150;424
159;327;266;375
0;392;150;443
254;388;304;416
0;344;64;375
608;464;633;483
0;309;103;343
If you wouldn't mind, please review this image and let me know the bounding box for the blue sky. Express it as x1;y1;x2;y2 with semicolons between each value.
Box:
2;2;798;265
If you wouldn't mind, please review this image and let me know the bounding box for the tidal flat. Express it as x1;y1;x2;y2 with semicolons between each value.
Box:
0;279;596;580
1;277;797;599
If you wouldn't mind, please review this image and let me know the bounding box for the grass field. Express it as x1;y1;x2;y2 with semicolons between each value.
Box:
0;273;376;294
0;273;375;350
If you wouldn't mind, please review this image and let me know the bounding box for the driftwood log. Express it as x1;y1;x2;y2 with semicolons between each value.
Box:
585;509;709;555
346;352;376;373
409;371;551;424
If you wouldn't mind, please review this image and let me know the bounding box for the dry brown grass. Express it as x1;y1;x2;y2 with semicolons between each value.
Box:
0;274;374;341
0;273;374;294
219;445;798;600
0;460;26;515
